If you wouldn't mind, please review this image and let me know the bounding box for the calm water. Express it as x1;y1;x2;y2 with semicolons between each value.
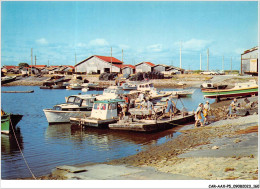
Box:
1;86;214;179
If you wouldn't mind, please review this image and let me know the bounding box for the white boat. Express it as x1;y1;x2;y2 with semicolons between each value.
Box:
96;86;125;101
70;99;125;128
66;83;82;90
137;82;155;92
43;94;96;124
121;83;137;90
168;89;194;97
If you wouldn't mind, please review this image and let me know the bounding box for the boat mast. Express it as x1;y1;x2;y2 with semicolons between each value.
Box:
200;53;202;70
75;53;77;74
222;56;224;71
207;48;209;71
180;41;182;69
31;48;33;76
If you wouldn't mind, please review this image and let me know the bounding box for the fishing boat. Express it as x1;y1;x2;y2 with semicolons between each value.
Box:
168;89;194;98
70;99;125;128
1;76;16;85
121;83;137;91
200;81;228;90
1;110;23;134
66;83;83;90
95;86;125;101
43;94;96;124
109;109;195;132
202;80;258;99
148;88;172;100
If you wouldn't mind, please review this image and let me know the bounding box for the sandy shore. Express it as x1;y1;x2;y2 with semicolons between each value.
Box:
5;74;258;180
38;114;258;180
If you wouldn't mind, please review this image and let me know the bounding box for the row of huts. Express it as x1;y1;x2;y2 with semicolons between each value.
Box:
3;46;258;76
2;55;184;76
2;65;75;75
74;55;184;75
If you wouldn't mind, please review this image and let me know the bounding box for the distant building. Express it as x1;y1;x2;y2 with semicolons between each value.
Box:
241;46;258;76
135;62;155;73
122;65;135;75
75;55;123;74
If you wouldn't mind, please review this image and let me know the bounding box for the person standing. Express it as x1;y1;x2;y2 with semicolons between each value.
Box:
147;98;154;119
195;103;203;127
165;97;176;117
203;101;210;125
229;98;238;118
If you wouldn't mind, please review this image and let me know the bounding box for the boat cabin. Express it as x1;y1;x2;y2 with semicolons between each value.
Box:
103;86;124;95
53;95;96;111
90;99;125;120
233;80;258;89
137;83;155;91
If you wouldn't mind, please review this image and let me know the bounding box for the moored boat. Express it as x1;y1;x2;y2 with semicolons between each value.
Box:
109;110;195;132
121;83;137;91
70;99;125;128
43;94;96;124
1;110;23;134
202;80;258;99
95;86;125;101
1;76;16;85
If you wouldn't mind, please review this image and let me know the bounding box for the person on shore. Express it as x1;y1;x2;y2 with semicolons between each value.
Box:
195;103;203;127
165;97;176;117
229;98;238;118
203;101;210;125
147;98;154;119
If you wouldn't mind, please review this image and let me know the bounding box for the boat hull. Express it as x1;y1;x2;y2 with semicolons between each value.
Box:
109;113;195;132
1;114;23;134
43;109;91;124
202;87;258;99
70;117;117;128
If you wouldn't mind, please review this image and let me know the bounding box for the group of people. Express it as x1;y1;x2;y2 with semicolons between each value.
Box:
194;101;211;127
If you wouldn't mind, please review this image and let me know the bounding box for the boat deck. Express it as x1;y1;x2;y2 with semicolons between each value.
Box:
109;113;195;132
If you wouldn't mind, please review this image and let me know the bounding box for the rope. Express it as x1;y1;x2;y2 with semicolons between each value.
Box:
9;117;37;180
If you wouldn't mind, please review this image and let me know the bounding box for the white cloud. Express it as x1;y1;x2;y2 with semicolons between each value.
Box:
76;43;87;48
175;39;212;51
36;38;48;45
146;44;163;52
89;38;109;47
118;44;130;50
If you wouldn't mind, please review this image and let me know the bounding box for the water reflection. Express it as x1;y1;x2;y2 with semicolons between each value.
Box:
45;124;181;151
1;127;23;156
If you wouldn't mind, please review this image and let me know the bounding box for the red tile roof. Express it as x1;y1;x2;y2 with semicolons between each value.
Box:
136;62;155;67
144;62;155;67
95;55;123;64
122;65;135;69
4;66;16;69
29;65;47;68
112;64;124;68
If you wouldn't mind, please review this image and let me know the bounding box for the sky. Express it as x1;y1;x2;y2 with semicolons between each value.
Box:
1;1;258;71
